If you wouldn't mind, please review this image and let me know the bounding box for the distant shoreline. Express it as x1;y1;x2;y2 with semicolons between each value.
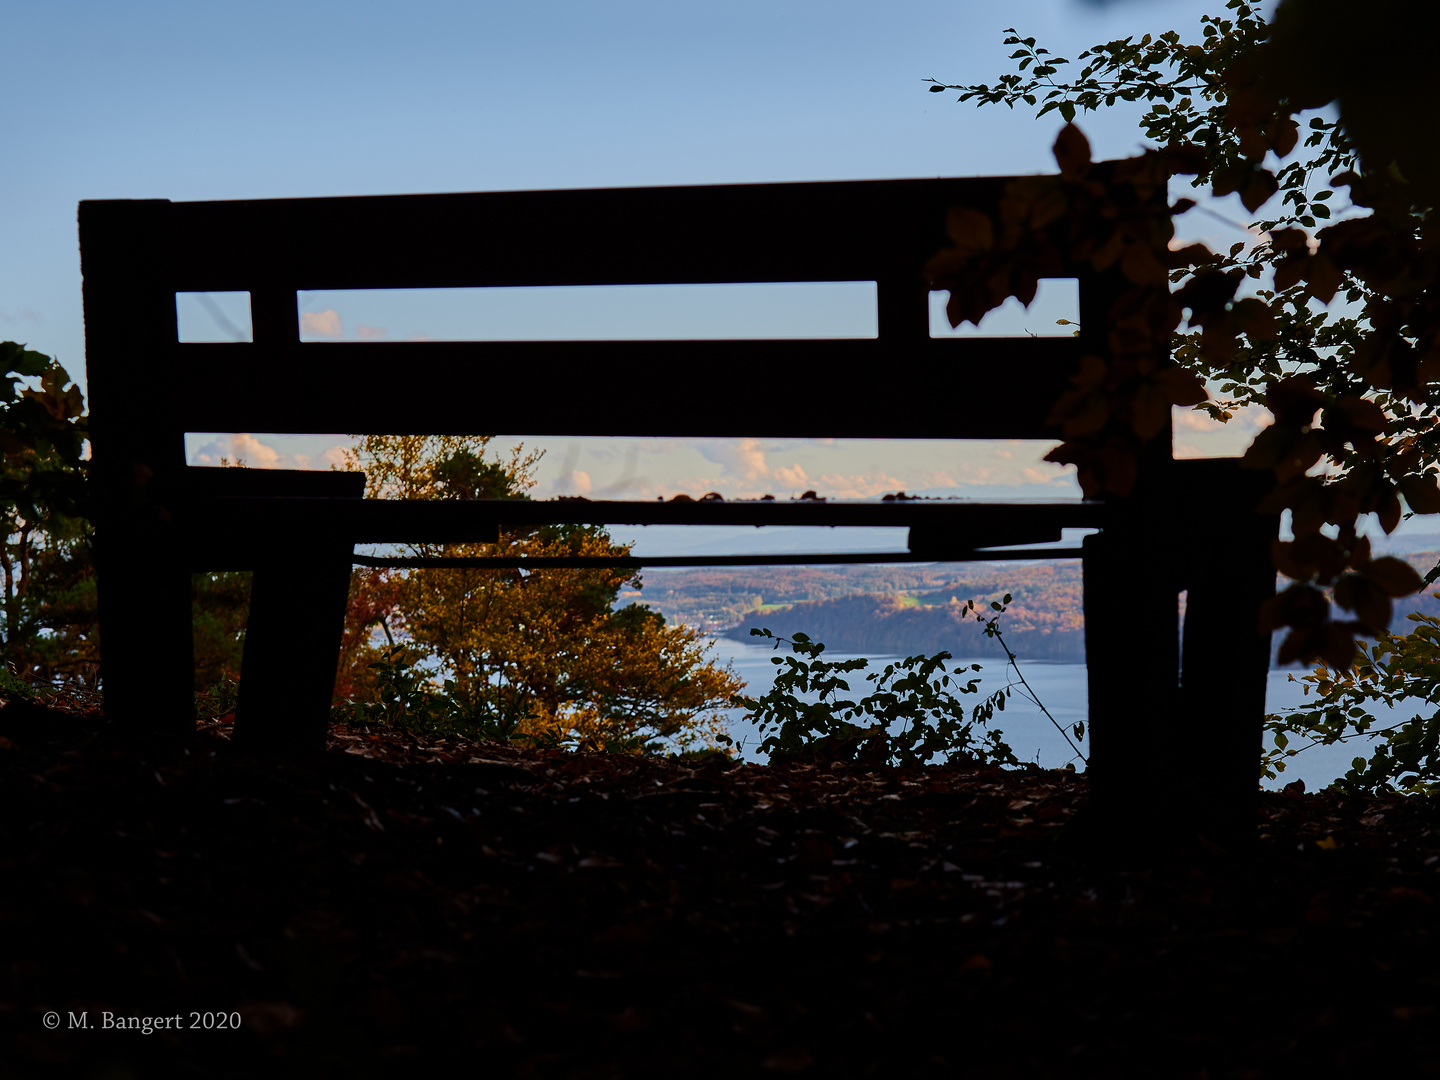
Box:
639;554;1440;670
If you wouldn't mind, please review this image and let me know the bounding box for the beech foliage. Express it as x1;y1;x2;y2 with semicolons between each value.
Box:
928;0;1440;790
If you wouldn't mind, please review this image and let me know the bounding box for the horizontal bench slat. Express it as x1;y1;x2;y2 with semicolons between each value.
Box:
169;337;1082;437
178;495;1107;545
348;548;1086;570
171;465;365;499
150;177;1016;290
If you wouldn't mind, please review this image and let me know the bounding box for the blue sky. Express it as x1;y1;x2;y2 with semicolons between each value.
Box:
5;0;1274;516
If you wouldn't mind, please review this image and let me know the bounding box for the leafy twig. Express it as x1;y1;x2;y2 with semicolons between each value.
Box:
962;595;1088;765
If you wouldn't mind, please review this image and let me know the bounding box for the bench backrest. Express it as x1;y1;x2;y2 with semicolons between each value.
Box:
79;177;1127;456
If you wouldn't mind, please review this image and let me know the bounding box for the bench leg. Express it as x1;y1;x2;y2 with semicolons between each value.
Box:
1083;463;1277;857
1174;464;1277;850
1082;526;1181;854
232;549;352;752
1173;566;1272;848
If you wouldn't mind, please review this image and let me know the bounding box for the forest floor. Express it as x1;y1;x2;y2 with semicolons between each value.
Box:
3;696;1439;1079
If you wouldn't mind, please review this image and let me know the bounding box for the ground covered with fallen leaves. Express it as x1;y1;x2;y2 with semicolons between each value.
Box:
3;697;1439;1079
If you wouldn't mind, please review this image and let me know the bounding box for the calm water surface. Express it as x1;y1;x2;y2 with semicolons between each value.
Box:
705;634;1405;792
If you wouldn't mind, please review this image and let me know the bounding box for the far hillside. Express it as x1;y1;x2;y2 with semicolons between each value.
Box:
628;561;1084;661
628;552;1440;665
626;564;1011;631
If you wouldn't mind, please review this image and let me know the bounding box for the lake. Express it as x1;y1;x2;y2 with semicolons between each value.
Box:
705;633;1403;792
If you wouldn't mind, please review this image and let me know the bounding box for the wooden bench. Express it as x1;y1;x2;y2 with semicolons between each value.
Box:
78;174;1277;851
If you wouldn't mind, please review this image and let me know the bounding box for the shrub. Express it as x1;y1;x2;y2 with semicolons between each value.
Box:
732;628;1018;768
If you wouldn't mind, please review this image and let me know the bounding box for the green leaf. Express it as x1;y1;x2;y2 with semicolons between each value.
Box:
0;341;53;379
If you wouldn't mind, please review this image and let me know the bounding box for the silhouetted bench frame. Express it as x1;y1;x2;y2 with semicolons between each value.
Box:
79;175;1277;849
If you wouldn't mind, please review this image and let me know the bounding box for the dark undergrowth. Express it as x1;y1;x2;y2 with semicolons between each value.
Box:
2;695;1438;1078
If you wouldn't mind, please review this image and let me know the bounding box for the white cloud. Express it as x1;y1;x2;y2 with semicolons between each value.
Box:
356;324;388;341
700;438;770;481
226;433;281;468
772;464;810;489
1170;403;1273;458
191;432;282;468
523;436;1094;505
694;438;839;497
556;469;592;496
815;472;907;499
300;309;343;339
232;433;281;467
1232;405;1274;432
596;458;1075;502
1174;408;1223;433
321;445;351;468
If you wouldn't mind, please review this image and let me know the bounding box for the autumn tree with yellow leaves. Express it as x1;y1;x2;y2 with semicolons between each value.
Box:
336;434;742;754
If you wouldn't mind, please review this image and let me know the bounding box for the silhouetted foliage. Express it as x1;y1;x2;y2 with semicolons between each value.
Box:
0;342;93;687
734;628;1018;768
929;0;1440;791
